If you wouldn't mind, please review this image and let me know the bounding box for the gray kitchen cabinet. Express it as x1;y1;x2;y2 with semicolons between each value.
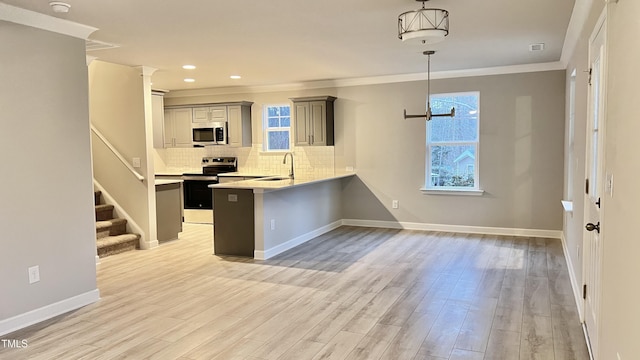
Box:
155;181;183;242
192;106;227;123
292;96;336;146
163;108;193;148
227;103;252;147
152;92;165;149
164;102;252;147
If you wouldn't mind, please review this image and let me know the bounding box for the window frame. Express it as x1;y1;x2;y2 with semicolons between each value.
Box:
262;104;291;152
423;91;483;195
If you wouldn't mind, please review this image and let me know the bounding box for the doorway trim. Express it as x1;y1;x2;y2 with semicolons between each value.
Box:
581;7;608;360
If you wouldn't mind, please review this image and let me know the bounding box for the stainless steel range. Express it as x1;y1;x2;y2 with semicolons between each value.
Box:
182;157;237;224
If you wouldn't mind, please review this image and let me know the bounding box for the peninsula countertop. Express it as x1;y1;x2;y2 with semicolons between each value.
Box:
217;172;276;178
155;168;201;176
209;172;356;191
154;179;183;186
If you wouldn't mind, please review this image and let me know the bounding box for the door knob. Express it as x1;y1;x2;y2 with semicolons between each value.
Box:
585;222;600;233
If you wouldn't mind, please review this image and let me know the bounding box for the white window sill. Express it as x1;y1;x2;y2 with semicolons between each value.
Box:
420;188;485;196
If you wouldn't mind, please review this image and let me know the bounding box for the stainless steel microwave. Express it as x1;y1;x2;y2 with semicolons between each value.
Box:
192;122;227;145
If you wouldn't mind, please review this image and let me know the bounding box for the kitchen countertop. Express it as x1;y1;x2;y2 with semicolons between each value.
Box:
155;179;184;186
209;172;356;192
218;171;278;178
217;172;276;178
155;169;200;176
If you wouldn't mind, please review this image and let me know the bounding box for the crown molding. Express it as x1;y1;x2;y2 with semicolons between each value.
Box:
165;61;566;98
137;66;158;77
0;3;97;39
560;0;596;67
86;55;97;66
334;61;566;85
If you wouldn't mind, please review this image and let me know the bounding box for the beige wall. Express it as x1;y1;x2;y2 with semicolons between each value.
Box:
0;22;98;330
89;61;154;247
338;71;566;230
258;180;343;257
599;1;640;359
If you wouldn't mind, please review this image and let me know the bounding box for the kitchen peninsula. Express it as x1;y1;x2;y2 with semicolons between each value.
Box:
210;173;355;259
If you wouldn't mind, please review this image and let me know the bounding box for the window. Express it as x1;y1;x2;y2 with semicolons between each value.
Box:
426;92;480;191
263;105;291;151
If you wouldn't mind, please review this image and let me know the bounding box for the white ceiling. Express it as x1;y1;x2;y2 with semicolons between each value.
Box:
3;0;576;91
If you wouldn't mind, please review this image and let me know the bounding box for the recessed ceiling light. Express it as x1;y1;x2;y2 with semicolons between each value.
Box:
230;75;242;79
182;65;196;70
184;78;195;83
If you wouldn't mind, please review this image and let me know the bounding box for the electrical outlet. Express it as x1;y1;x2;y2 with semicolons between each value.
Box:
28;265;40;284
132;157;141;168
392;200;399;209
346;166;354;172
270;219;276;230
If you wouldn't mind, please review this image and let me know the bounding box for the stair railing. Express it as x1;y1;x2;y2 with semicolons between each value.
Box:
90;124;144;181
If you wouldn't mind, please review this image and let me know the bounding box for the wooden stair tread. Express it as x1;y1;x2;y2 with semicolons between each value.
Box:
95;204;114;211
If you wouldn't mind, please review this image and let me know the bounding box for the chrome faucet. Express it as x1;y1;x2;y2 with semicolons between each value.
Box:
283;152;294;179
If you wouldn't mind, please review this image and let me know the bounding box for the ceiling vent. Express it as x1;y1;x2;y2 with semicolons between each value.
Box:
529;43;545;52
85;39;120;52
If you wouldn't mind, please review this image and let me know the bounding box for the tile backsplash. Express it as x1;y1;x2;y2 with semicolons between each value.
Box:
155;145;335;177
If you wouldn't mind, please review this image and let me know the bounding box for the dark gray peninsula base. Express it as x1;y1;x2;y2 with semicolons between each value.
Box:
212;188;254;257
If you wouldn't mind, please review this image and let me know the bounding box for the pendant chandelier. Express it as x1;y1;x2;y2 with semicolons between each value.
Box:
398;0;449;44
403;51;455;121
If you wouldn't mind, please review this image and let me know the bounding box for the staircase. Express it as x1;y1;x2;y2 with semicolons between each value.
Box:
94;191;140;257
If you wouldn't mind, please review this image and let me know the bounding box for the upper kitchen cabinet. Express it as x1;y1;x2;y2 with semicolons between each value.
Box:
164;108;193;148
152;92;165;148
192;106;227;123
227;102;253;147
292;96;336;146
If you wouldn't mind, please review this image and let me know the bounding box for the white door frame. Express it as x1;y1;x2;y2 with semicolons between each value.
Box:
582;7;608;360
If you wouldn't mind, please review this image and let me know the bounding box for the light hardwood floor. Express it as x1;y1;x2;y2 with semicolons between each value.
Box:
1;224;589;360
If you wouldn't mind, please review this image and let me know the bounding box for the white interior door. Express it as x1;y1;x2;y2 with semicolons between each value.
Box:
583;11;607;359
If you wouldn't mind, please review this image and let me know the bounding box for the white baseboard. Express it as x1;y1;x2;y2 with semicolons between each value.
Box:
0;289;100;337
342;219;562;239
255;220;343;260
140;239;159;250
561;232;585;321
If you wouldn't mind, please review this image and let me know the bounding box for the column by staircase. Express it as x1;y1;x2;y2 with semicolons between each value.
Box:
94;191;140;257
